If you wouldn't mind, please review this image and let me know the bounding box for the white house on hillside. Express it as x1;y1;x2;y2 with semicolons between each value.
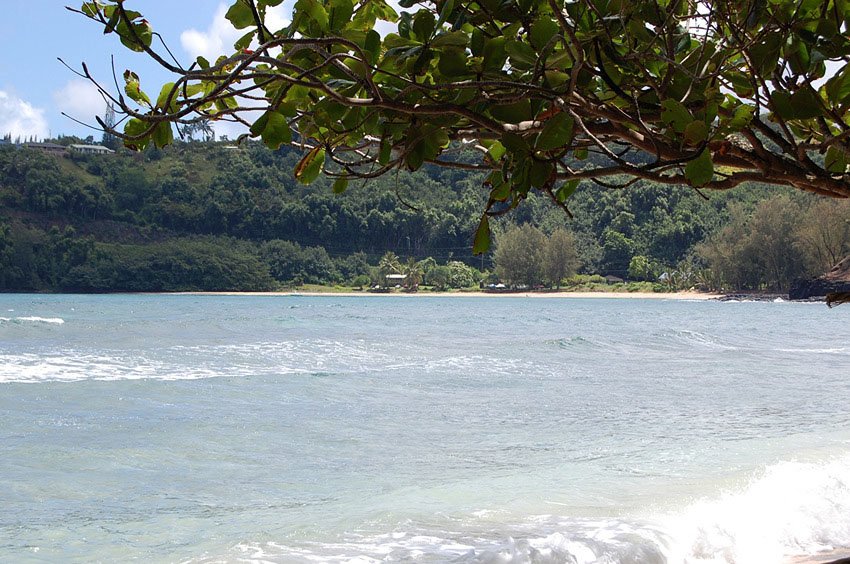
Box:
69;144;114;155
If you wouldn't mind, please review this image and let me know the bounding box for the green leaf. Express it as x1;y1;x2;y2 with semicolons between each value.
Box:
772;87;824;120
490;179;511;200
472;214;491;255
431;31;468;48
365;30;382;63
436;0;454;27
546;48;573;70
81;2;100;18
152;122;173;149
328;0;354;31
506;40;538;67
123;71;151;106
529;18;558;51
683;120;708;145
490;101;533;124
249;112;270;138
728;104;755;130
544;70;569;88
156;83;176;111
234;30;255;51
437;47;468;76
529;160;554;187
482;36;506;71
378;135;393;165
295;0;329;30
253;110;292;149
789;87;825;119
123;118;151;151
684;149;713;186
501;132;530;155
405;139;426;170
413;10;436;41
556;179;579;202
104;9;120;34
749;35;783;75
770;92;794;120
226;0;255;29
825;67;850;105
660;99;692;133
487;141;506;161
825;146;848;173
117;19;153;52
295;146;326;184
535;112;574;151
332;177;349;194
470;28;484;55
420;124;449;158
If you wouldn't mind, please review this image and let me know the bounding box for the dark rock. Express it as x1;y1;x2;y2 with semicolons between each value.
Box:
716;293;785;302
789;256;850;300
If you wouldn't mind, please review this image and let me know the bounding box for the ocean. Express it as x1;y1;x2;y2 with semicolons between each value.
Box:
1;294;849;563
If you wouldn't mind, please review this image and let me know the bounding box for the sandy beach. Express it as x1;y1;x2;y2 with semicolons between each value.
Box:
179;290;721;300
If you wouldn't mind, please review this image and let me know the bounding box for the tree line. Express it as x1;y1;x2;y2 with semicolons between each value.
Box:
1;141;848;293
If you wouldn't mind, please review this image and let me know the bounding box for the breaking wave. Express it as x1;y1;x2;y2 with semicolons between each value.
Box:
0;339;526;383
203;456;850;564
0;316;65;325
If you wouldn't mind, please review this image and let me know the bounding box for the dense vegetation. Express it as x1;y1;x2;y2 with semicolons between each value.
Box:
1;140;848;293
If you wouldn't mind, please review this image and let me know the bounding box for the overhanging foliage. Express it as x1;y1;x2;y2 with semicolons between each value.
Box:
71;0;850;252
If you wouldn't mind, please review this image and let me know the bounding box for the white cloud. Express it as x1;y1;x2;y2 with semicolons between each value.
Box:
265;4;291;33
52;79;106;125
0;91;49;140
181;4;237;61
180;3;291;62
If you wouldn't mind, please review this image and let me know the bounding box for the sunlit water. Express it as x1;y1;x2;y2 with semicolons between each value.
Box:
1;294;849;563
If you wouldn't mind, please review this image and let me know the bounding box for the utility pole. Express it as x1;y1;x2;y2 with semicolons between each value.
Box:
102;102;118;149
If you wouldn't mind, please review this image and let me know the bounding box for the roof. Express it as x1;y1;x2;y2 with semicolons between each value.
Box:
69;144;114;152
385;274;407;279
24;142;66;149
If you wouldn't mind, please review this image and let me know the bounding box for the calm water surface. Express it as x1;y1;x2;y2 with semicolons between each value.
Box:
1;295;849;563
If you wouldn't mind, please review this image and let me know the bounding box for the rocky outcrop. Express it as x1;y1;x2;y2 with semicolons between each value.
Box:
789;256;850;300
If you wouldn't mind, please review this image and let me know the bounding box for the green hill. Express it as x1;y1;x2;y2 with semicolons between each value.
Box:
0;141;846;292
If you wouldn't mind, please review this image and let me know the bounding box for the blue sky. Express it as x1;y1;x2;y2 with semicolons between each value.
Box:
0;1;291;140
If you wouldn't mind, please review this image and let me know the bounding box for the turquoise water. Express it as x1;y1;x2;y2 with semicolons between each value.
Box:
1;295;849;563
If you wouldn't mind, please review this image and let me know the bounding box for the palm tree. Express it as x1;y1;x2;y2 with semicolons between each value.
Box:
402;257;423;290
378;252;402;285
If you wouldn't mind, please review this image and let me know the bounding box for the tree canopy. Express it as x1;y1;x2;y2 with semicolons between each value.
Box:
72;0;850;252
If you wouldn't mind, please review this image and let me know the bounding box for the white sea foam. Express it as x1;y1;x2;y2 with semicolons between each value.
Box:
208;457;850;564
667;455;850;563
0;339;531;384
774;347;850;355
0;316;64;324
655;330;739;351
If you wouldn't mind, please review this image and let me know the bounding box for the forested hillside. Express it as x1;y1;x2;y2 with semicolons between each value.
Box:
1;140;847;292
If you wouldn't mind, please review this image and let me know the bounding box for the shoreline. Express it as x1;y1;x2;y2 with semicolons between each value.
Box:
175;290;721;300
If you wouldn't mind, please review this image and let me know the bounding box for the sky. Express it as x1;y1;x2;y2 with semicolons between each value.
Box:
0;0;293;141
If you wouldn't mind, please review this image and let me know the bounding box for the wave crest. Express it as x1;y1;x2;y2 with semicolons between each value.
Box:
0;316;65;325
